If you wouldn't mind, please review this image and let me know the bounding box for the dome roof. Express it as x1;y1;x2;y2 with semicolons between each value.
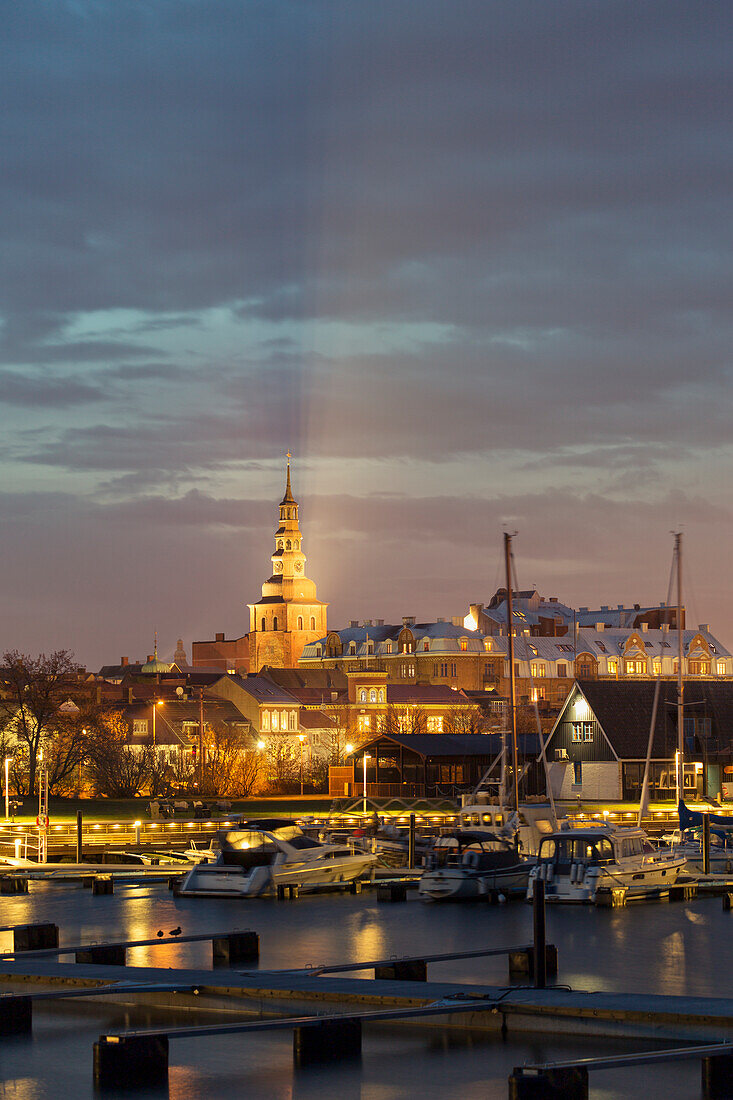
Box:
141;638;172;675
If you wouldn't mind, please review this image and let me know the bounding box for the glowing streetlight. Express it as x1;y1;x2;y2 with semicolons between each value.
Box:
4;757;10;821
299;734;305;796
257;740;265;751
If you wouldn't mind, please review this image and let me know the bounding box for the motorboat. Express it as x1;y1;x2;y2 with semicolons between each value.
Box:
527;825;686;903
177;818;376;897
419;829;533;901
671;828;733;874
457;799;557;856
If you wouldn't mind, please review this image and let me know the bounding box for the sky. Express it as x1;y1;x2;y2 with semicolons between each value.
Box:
1;1;732;667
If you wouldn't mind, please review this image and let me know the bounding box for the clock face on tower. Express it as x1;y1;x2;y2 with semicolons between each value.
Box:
274;561;283;573
294;561;303;572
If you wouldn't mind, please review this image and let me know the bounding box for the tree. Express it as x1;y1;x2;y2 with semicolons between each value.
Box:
0;650;87;796
443;705;490;736
323;704;359;763
85;709;155;798
379;705;427;737
199;721;261;796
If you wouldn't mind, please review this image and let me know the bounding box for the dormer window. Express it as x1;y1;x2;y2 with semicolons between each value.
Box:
424;641;430;651
460;639;468;651
386;642;393;654
349;642;356;655
484;638;492;652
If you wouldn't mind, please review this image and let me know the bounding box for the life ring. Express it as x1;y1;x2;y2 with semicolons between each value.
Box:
36;814;49;828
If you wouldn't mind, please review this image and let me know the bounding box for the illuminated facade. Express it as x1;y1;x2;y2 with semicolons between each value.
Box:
248;458;328;672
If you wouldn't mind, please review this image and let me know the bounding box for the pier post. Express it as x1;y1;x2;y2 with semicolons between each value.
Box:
13;922;58;952
508;945;557;982
0;995;32;1035
92;876;114;895
508;1066;588;1099
94;1035;168;1088
408;813;416;868
76;810;83;864
377;883;407;902
533;878;547;989
76;945;126;966
703;814;711;876
374;959;427;981
702;1051;733;1099
212;931;260;967
0;876;28;895
293;1018;361;1066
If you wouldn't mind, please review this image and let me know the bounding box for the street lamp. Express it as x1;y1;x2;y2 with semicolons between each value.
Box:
4;757;10;822
363;753;370;815
152;700;162;747
257;740;265;751
299;734;305;796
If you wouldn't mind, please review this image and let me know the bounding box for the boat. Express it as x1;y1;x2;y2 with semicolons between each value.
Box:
177;818;376;897
418;829;533;901
527;824;686;903
456;799;557;856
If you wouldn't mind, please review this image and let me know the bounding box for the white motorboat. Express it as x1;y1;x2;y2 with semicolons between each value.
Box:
527;825;686;903
418;830;533;901
177;818;376;897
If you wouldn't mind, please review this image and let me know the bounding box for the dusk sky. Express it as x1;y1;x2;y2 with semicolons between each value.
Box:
2;2;732;667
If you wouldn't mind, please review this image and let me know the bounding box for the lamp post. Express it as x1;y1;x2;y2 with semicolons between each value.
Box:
4;757;10;821
363;753;370;815
152;700;162;747
299;734;305;796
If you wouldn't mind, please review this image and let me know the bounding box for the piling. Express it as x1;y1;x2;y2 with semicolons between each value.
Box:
669;883;697;901
76;945;126;966
276;884;299;899
703;814;711;877
723;893;733;911
408;813;416;868
349;880;362;894
212;931;260;967
702;1051;733;1099
92;876;114;896
293;1018;361;1066
377;883;407;902
13;922;58;952
374;959;427;982
76;809;83;863
0;995;32;1035
508;1066;588;1099
508;945;558;982
533;878;547;989
94;1035;169;1088
0;876;28;895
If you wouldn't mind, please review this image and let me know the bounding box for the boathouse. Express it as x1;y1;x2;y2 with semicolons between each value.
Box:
544;680;733;803
339;732;542;800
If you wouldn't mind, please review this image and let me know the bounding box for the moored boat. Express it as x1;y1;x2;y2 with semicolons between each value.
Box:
527;825;686;903
418;829;532;901
177;818;376;897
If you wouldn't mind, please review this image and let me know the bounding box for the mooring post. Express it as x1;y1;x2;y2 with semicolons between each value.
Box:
508;1066;588;1099
533;877;547;989
13;922;59;952
702;1050;733;1099
212;930;260;967
0;995;32;1035
408;813;416;868
703;814;711;876
76;809;83;864
94;1035;168;1088
293;1018;361;1066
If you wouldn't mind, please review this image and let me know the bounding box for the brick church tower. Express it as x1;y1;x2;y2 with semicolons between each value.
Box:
248;457;328;671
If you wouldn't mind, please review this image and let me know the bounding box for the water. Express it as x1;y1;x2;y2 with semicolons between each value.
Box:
0;881;727;1098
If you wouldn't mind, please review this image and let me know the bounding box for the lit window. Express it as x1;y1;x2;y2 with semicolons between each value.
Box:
288;712;296;731
484;638;492;652
653;659;661;676
608;658;618;675
378;689;385;703
531;662;546;678
718;660;726;676
386;642;393;654
460;639;468;652
358;715;371;732
360;689;367;702
133;719;148;736
427;716;443;732
424;641;430;652
271;711;278;731
369;689;377;703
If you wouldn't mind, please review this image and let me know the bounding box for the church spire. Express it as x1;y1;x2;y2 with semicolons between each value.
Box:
281;452;295;505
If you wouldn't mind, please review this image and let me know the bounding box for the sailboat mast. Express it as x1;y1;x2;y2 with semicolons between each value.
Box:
504;532;520;813
675;531;684;797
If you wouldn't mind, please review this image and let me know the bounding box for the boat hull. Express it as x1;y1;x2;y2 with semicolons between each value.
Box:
528;856;687;903
178;851;375;898
419;862;531;901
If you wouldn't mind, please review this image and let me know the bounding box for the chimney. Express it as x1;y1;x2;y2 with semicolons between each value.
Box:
375;619;384;626
215;632;225;643
350;620;359;628
120;656;129;667
601;605;609;612
699;624;710;633
641;622;649;632
596;622;605;632
617;604;623;611
402;616;416;626
146;654;154;663
362;620;372;627
549;597;558;603
452;617;462;627
634;603;641;611
660;602;666;608
437;617;445;623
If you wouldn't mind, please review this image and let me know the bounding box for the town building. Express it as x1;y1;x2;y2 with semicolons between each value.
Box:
191;458;327;675
544;680;733;804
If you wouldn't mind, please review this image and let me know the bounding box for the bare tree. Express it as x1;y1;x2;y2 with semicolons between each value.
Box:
443;705;489;736
86;708;154;798
0;650;86;795
199;721;261;796
379;705;427;737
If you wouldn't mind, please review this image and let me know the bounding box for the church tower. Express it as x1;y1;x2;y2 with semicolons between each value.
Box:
248;457;328;671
